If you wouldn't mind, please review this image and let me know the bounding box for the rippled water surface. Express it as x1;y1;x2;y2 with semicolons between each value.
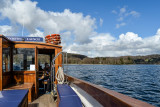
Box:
64;65;160;106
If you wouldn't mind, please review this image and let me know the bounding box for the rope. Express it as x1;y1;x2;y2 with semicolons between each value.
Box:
56;67;64;84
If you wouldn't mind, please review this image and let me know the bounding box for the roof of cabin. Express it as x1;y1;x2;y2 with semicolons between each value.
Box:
0;34;62;48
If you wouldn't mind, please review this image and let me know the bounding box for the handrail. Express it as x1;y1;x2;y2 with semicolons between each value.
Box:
51;51;61;91
51;51;64;91
51;51;68;91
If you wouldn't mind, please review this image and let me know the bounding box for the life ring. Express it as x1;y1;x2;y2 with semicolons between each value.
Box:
52;41;61;44
51;34;60;39
45;34;61;45
45;35;50;38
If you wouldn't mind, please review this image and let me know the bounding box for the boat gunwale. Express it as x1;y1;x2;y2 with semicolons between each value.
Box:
65;74;154;107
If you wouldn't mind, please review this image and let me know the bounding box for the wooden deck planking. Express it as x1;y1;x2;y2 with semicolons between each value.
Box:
28;94;56;107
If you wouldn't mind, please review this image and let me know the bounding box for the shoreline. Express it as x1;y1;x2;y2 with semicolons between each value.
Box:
63;64;160;65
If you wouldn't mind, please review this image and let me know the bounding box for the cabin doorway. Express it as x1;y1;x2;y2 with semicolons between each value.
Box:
36;48;55;94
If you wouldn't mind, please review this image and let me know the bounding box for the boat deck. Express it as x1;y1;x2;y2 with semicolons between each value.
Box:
28;94;56;107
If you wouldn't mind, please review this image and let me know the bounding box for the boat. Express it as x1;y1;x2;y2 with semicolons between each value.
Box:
0;34;154;107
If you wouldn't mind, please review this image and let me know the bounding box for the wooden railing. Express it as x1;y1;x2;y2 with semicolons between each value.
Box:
65;75;154;107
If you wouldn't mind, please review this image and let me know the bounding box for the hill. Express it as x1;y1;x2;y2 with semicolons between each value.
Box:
63;53;160;64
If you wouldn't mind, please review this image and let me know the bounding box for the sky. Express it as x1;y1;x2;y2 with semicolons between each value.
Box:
0;0;160;57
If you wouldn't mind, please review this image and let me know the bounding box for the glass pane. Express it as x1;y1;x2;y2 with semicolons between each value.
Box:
3;48;10;72
13;48;35;71
38;54;50;70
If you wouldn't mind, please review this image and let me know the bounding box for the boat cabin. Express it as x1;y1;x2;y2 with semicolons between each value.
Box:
0;34;62;103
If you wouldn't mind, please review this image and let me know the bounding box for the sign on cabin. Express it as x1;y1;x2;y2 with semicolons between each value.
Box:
6;36;43;42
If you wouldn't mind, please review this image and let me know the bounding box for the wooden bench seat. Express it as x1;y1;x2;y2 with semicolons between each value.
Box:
4;83;34;103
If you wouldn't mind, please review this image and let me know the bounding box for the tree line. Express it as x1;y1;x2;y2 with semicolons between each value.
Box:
63;53;160;64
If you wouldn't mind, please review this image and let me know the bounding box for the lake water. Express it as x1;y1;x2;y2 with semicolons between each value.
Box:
64;65;160;107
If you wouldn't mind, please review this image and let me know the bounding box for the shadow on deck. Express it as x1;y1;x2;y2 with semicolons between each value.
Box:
28;94;56;107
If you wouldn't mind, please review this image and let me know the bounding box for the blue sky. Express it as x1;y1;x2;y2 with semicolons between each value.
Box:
36;0;160;38
0;0;160;57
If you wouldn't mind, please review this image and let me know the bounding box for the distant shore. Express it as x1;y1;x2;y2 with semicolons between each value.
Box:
63;53;160;65
63;64;160;65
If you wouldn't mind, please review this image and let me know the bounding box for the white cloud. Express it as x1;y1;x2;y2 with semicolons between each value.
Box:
99;18;103;27
119;32;142;42
118;6;140;20
64;28;160;57
0;25;12;33
120;7;126;15
0;0;160;57
157;29;160;35
111;10;117;14
0;0;96;44
28;29;44;37
0;25;13;36
117;17;123;21
112;6;140;28
116;23;126;29
128;11;140;17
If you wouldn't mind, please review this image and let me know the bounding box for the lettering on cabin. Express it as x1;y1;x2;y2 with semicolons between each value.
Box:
6;36;43;42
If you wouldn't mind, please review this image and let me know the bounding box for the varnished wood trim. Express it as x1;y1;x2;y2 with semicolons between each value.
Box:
55;49;58;84
0;37;2;90
59;48;62;67
54;48;63;84
14;41;62;48
35;47;38;98
0;34;13;43
66;75;154;107
2;72;11;75
12;71;35;74
12;71;36;86
14;44;61;50
2;73;12;88
10;45;13;72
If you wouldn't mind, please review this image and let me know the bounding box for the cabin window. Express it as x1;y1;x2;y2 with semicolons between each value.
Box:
13;48;35;71
3;48;10;72
38;54;50;70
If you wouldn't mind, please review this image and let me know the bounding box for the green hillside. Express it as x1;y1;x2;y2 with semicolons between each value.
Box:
63;53;160;64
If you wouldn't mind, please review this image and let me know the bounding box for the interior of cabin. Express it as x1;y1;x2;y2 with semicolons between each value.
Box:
0;35;62;103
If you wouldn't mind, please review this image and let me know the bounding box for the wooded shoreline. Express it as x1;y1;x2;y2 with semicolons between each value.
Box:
63;53;160;65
